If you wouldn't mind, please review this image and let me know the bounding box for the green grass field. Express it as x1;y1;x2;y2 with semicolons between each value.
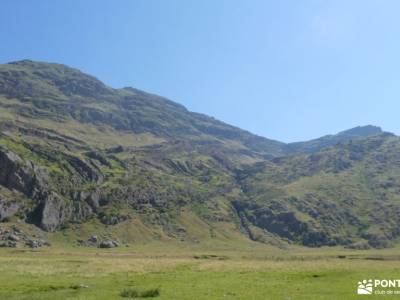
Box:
1;244;400;299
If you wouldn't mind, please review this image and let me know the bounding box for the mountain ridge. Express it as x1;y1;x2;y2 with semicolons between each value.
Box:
2;60;385;151
0;60;398;250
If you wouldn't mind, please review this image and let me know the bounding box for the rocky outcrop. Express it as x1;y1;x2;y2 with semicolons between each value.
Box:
76;236;120;248
0;148;75;231
0;146;101;231
0;225;50;248
80;190;101;211
39;192;72;231
76;235;99;247
98;212;130;225
64;155;103;182
0;240;16;248
232;200;336;247
0;149;38;196
0;198;19;221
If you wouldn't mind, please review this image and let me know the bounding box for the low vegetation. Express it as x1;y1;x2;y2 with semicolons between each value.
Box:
0;245;400;299
120;287;160;298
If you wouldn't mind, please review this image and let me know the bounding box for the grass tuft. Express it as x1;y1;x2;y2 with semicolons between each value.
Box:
120;288;160;298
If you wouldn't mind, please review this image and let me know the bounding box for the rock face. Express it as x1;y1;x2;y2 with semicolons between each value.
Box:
0;147;95;232
0;149;38;196
39;192;72;231
0;148;66;231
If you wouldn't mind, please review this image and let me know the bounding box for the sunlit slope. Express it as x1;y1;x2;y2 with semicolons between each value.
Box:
0;60;397;249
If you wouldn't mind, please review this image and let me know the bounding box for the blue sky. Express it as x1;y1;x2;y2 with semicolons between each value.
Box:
1;0;400;142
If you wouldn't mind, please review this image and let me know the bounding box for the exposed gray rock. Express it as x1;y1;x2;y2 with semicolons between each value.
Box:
0;200;19;221
0;240;16;247
76;235;101;247
40;192;72;231
85;190;101;210
65;155;103;183
99;240;119;248
0;149;34;195
26;239;40;248
0;225;50;248
88;235;98;243
99;214;130;225
25;238;48;248
7;234;19;241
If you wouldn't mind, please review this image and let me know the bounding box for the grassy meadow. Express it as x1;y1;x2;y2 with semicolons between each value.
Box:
1;243;400;299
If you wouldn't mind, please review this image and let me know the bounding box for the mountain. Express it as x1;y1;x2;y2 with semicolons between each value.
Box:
285;125;385;154
236;133;400;248
0;60;398;249
0;60;285;159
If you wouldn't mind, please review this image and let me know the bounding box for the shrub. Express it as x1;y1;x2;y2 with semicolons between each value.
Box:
120;288;160;298
120;288;139;298
140;289;160;298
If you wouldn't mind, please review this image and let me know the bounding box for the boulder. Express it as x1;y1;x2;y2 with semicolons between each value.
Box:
99;214;130;225
99;240;119;248
7;234;19;241
25;238;48;248
26;239;40;248
88;235;98;243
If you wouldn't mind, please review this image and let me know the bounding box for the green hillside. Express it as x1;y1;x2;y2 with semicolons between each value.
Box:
236;133;400;248
0;60;397;249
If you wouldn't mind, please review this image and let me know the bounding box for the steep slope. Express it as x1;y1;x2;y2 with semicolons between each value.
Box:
0;60;285;160
0;60;284;245
0;59;399;249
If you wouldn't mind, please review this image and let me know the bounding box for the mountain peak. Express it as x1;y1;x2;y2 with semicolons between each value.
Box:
0;59;285;158
1;59;111;99
338;125;383;137
285;125;387;155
